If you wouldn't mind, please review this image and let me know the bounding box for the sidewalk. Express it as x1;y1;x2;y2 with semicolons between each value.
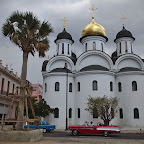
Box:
120;128;144;133
0;126;144;144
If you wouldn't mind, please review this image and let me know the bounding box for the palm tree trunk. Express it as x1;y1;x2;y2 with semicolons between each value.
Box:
16;52;28;130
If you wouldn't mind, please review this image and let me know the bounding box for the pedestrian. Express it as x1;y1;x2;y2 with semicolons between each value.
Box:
90;121;94;126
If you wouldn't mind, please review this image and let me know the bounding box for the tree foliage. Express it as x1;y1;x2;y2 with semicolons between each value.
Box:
2;11;53;57
86;96;118;125
24;98;53;119
35;99;54;118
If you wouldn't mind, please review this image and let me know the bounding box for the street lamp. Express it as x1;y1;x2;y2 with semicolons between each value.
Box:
64;63;68;130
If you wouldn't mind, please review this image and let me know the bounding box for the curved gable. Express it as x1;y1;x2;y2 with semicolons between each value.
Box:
46;56;75;72
76;51;113;71
115;54;144;70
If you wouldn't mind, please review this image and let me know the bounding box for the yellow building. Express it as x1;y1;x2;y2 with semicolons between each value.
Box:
0;60;20;122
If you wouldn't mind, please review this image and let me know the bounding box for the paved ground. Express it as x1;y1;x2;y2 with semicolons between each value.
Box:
43;130;144;140
0;125;144;144
0;129;144;144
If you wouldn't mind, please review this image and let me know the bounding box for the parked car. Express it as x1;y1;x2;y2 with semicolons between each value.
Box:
24;120;56;133
68;122;120;137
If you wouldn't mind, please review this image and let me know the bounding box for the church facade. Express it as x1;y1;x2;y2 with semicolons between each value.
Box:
42;12;144;129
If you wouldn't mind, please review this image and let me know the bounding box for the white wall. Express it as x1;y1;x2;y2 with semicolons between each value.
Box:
116;73;144;128
74;72;116;126
80;36;107;52
44;73;75;129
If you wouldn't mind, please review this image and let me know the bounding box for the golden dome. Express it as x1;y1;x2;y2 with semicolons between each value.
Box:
82;17;106;37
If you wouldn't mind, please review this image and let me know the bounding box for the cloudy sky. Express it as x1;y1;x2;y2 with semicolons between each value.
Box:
0;0;144;84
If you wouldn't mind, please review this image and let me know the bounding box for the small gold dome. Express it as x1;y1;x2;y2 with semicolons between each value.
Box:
82;18;106;37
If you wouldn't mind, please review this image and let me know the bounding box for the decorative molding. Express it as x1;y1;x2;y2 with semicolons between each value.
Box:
116;71;144;76
75;70;115;76
81;36;107;44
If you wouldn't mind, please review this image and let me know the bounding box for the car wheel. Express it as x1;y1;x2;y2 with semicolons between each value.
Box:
103;131;109;137
72;130;79;136
43;128;47;133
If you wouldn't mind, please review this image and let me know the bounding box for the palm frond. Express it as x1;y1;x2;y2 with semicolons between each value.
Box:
24;12;40;32
2;21;15;36
2;11;53;56
39;21;53;38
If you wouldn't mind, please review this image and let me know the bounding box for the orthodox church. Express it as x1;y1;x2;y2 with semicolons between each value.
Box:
42;6;144;129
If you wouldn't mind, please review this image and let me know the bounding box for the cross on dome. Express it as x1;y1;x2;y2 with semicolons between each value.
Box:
62;17;68;28
89;5;97;19
120;16;127;26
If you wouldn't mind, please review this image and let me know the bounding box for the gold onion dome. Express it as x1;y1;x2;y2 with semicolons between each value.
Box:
82;17;106;37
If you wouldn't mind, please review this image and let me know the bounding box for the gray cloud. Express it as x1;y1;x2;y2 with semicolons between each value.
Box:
0;0;144;84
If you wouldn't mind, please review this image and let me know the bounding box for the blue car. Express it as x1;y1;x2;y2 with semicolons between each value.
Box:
24;120;56;133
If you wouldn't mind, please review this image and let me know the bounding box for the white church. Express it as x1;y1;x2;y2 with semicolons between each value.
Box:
42;7;144;129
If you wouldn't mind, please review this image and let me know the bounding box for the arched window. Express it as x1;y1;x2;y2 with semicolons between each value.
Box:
131;42;133;53
93;80;98;90
119;108;123;119
110;82;113;91
78;108;80;118
62;43;64;54
93;108;98;118
54;108;59;118
118;82;122;92
125;41;128;52
55;82;60;91
78;82;80;91
132;81;137;91
57;44;59;55
101;43;103;51
134;108;139;119
7;81;10;96
45;83;47;92
68;44;69;54
1;78;4;94
69;108;72;118
12;84;15;94
69;83;72;92
93;42;96;50
85;43;87;51
119;43;121;54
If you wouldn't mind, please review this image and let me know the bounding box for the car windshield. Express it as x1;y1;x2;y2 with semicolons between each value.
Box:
39;121;49;125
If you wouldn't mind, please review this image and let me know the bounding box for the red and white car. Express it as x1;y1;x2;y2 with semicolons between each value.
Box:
68;122;120;137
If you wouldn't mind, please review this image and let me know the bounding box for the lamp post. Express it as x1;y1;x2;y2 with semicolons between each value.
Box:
64;63;68;130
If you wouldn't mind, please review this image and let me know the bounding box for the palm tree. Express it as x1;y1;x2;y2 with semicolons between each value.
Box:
2;11;53;130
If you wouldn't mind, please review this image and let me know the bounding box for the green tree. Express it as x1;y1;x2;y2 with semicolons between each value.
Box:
2;11;53;129
35;99;54;118
86;96;118;125
24;98;53;119
24;98;37;119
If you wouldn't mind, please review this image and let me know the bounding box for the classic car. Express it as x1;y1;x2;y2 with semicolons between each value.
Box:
24;120;56;133
68;122;120;137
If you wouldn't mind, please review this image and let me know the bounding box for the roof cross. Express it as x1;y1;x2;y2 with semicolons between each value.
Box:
89;5;97;18
120;16;127;26
62;17;68;28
